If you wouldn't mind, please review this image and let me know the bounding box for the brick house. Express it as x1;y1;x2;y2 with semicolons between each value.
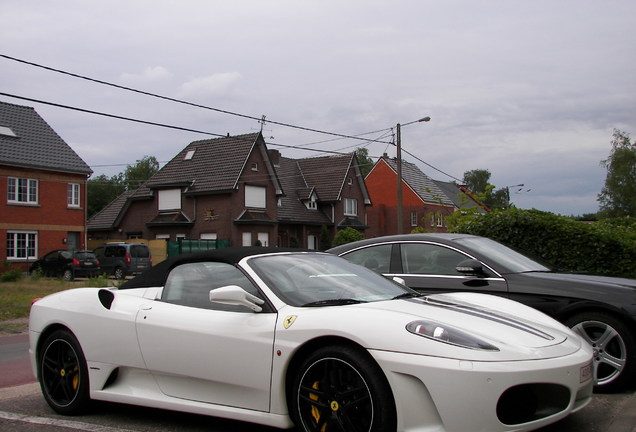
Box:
0;101;93;272
87;132;370;250
365;154;456;236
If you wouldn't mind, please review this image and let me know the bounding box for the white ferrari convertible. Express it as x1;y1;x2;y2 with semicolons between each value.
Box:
29;247;594;432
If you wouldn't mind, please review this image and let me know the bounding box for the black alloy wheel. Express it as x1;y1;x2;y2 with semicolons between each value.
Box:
292;345;396;432
39;329;90;414
566;312;636;393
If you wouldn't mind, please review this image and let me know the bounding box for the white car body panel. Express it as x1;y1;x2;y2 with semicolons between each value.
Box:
29;251;594;432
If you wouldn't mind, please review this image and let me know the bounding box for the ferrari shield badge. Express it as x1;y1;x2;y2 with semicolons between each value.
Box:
283;315;297;329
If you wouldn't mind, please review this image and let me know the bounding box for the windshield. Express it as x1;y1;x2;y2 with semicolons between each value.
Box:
248;253;414;307
456;237;552;273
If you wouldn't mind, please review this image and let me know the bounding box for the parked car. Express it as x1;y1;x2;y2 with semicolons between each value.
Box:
29;249;100;281
29;247;593;432
93;243;152;279
328;233;636;392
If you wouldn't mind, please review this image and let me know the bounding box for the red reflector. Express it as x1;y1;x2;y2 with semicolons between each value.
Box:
32;298;41;305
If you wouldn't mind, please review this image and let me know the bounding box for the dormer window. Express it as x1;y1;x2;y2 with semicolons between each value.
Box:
305;193;318;210
0;125;17;137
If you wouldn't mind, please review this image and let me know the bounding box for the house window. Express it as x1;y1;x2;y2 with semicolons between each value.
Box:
6;231;37;260
158;189;181;210
306;194;317;210
7;177;38;204
251;162;258;171
258;232;269;246
410;211;418;227
344;198;357;216
184;150;196;160
242;232;252;246
245;185;266;208
67;183;80;208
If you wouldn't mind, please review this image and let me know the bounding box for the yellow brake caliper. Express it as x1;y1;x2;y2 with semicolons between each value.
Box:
310;381;327;432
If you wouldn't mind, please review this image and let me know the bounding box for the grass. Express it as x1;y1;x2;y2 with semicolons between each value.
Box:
0;275;114;322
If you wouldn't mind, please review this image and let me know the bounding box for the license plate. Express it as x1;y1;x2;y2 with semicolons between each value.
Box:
83;263;93;266
580;362;593;382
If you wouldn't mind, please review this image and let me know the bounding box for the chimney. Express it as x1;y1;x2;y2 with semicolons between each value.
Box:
268;149;281;167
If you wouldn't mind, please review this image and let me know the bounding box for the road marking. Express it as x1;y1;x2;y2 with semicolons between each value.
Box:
0;410;141;432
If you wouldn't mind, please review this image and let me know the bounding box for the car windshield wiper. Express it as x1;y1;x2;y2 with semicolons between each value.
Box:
302;298;366;307
392;292;424;300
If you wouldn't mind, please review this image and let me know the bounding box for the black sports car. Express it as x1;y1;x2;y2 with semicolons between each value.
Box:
29;249;101;281
329;233;636;392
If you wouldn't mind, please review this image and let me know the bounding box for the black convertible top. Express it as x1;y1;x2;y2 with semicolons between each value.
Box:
119;246;307;289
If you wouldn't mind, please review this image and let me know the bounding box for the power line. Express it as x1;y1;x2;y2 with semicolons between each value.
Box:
0;53;392;145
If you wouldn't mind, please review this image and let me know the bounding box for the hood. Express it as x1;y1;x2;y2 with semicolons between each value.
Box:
526;272;636;291
287;292;587;362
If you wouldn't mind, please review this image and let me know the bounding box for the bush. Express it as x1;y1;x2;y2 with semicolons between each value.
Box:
0;261;23;282
332;227;364;247
453;209;636;278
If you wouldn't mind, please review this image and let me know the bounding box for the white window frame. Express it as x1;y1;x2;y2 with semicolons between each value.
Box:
344;198;357;216
67;183;80;208
158;189;181;210
245;185;266;209
306;193;317;210
242;232;252;246
410;211;418;227
258;232;269;247
6;231;37;260
7;177;38;204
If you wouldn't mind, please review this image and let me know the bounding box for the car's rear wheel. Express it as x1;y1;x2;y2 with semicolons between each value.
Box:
39;329;90;414
566;312;636;392
291;345;396;432
113;267;125;280
62;269;74;281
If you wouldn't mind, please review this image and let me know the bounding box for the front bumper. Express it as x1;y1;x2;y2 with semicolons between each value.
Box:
370;346;593;432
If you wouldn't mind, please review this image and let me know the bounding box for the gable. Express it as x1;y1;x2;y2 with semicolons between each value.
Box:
0;101;92;175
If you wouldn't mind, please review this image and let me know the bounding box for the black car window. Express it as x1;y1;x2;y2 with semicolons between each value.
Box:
340;244;392;274
131;245;149;258
162;262;261;312
401;243;469;276
114;246;126;258
43;251;60;262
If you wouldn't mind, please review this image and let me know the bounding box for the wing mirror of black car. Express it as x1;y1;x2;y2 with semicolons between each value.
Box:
456;259;487;276
209;285;265;312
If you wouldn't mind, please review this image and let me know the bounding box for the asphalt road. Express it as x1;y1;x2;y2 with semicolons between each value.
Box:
1;332;634;432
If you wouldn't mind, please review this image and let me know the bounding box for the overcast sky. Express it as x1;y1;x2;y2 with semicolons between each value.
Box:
2;0;635;216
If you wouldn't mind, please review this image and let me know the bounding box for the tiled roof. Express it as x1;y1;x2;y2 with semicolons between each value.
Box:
277;157;332;225
383;157;454;206
0;101;92;175
86;190;136;230
137;133;263;196
296;154;355;202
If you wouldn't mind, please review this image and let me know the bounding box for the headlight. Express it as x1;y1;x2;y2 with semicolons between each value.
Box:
406;320;499;351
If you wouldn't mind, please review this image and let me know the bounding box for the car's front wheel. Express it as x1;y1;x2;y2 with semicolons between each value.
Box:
291;345;396;432
566;312;636;392
39;329;90;414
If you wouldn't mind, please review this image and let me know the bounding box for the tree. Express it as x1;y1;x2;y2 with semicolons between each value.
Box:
87;174;125;218
598;129;636;217
355;147;374;177
123;155;159;191
87;155;160;218
462;169;508;209
331;227;364;247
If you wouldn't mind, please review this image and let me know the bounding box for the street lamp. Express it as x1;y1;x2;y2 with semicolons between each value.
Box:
504;183;525;209
396;116;430;233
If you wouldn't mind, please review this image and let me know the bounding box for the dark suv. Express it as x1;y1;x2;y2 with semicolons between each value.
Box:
93;243;152;279
30;250;101;281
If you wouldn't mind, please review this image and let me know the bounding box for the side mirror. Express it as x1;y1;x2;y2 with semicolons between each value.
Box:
456;259;487;276
209;285;265;312
392;276;406;286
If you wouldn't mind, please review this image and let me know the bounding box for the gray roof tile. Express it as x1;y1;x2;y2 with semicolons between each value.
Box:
0;101;92;175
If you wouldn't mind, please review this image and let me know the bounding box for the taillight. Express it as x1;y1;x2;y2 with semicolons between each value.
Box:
125;253;131;266
32;298;41;305
149;256;153;266
72;258;80;267
95;259;100;266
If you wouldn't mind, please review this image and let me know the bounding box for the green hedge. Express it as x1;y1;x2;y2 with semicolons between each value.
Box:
453;209;636;278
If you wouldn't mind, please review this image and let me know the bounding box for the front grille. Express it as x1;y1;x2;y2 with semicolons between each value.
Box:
497;383;570;425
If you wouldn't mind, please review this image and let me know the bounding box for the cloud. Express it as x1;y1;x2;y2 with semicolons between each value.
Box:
120;66;172;83
177;73;243;99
